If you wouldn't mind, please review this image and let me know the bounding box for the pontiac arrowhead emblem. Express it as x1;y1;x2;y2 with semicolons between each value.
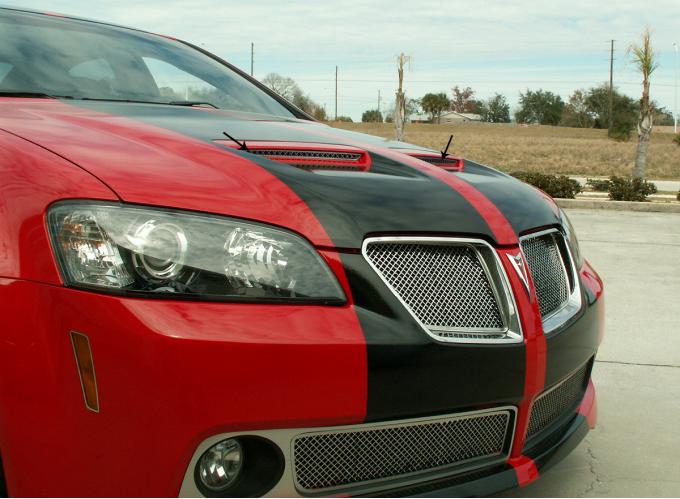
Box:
507;252;530;295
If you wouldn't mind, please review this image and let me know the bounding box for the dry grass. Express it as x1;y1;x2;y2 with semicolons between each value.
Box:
328;122;680;180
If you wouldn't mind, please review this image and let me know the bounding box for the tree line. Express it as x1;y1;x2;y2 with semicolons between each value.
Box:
259;77;672;145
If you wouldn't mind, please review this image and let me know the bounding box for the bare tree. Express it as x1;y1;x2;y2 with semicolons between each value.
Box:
261;73;299;101
394;53;411;141
629;28;659;179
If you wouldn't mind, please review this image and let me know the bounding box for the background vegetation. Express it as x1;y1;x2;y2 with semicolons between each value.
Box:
329;122;680;180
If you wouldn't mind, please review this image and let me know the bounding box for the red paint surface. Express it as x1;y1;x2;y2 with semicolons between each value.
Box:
0;279;367;496
0;128;118;283
497;248;547;457
0;104;368;495
0;100;336;247
581;259;605;344
508;455;540;487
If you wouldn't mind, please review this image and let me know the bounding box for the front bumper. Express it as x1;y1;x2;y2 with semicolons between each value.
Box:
0;256;602;497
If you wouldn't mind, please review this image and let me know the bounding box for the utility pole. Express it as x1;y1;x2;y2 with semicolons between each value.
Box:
378;90;381;115
335;65;338;121
674;42;678;134
250;42;254;76
608;39;615;136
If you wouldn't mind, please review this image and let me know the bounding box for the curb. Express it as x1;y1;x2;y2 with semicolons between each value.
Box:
556;198;680;213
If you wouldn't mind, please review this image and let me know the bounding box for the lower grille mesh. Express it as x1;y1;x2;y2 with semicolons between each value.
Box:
520;231;570;318
527;362;590;438
364;242;504;333
293;410;513;492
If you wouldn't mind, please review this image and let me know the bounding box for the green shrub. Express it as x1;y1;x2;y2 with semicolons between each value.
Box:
607;176;657;202
674;134;680;146
511;172;582;199
586;178;611;192
676;189;680;202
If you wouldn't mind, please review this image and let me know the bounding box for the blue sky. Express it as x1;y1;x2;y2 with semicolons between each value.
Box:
12;0;680;121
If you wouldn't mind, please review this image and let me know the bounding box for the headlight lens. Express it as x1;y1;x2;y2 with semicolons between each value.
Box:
559;209;583;268
47;202;345;303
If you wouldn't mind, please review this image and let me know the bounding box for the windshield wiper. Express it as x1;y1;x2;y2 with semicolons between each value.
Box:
77;97;219;109
0;91;73;99
168;100;219;109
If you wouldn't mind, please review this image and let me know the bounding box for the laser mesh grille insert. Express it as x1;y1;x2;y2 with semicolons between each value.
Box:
520;232;570;318
527;363;589;438
364;242;504;333
293;410;512;492
249;149;362;161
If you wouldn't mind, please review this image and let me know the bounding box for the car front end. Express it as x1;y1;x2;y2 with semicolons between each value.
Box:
0;7;603;497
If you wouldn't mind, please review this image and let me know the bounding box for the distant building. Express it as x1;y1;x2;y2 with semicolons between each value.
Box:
409;113;431;123
408;111;483;124
440;111;482;124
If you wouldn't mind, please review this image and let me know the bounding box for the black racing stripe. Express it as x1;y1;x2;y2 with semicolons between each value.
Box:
341;252;526;421
543;294;599;388
66;101;497;249
461;160;561;234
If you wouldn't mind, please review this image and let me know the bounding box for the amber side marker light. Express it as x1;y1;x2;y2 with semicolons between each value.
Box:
70;331;100;413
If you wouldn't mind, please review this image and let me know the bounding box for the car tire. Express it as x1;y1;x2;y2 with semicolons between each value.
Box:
0;456;6;498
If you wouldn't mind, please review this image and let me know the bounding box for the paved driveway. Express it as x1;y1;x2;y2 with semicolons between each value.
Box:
501;209;680;497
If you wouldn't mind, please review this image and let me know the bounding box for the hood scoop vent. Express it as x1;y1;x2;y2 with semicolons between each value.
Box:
216;140;371;172
393;150;464;172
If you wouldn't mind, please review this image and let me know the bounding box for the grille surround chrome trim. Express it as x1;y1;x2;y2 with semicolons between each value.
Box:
179;407;518;498
291;406;517;495
519;228;582;334
362;236;523;344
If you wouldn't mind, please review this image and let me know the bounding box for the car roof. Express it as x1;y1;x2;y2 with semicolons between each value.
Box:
0;5;168;39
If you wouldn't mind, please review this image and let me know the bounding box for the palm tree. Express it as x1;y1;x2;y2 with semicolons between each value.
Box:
629;28;659;179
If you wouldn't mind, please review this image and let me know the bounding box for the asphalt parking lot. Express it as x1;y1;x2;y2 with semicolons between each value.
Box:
501;209;680;497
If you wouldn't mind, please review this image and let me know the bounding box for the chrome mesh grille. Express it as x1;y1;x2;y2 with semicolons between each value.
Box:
364;242;504;333
527;363;590;438
520;232;570;318
293;410;513;493
250;149;362;161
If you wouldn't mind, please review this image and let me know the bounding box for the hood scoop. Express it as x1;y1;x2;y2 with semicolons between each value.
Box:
215;140;371;172
392;149;464;172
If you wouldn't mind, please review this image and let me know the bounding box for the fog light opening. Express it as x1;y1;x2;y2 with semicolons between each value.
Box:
193;436;284;497
197;439;243;493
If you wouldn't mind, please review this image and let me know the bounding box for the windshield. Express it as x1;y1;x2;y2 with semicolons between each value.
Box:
0;9;295;117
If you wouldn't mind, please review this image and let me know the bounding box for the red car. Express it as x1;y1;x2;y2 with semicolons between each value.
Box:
0;7;603;497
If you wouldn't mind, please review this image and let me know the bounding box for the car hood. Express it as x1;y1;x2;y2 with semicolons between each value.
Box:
0;99;560;248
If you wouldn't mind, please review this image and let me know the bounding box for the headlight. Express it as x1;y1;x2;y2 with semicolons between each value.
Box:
47;202;345;303
559;209;583;268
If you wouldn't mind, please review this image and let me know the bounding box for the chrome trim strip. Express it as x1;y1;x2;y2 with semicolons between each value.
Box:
178;406;517;498
361;236;523;344
519;228;582;334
